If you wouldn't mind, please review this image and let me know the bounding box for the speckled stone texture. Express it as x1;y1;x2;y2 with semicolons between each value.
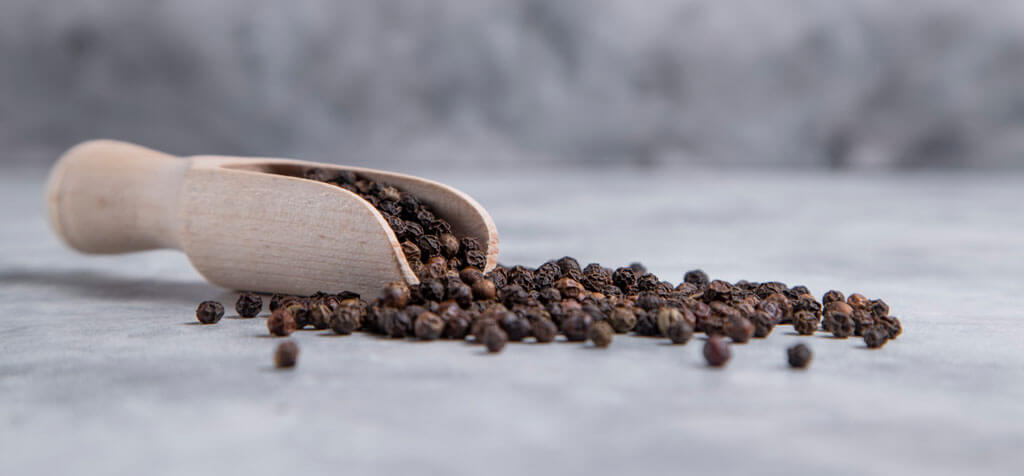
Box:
1;167;1022;475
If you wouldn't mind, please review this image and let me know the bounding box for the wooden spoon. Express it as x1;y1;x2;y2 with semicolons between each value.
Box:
45;140;499;296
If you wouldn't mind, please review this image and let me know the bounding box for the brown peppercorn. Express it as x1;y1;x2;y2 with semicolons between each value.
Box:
196;301;224;324
274;340;299;368
792;311;819;335
749;311;775;338
863;326;888;348
869;299;890;318
531;319;558;343
459;267;484;285
655;307;684;337
471;279;497;301
283;300;311;329
439;233;460;258
235;293;263;318
499;311;532;341
380;281;411;308
560;309;593;341
555;277;586;300
847;293;870;310
703;335;731;367
268;308;298;336
666;320;694;344
828;312;856;338
608;306;638;333
482;326;508;353
330;305;362;335
824;301;854;316
787;343;812;369
588;321;614;348
724;315;755;343
878;316;903;339
414;311;445;340
822;290;845;305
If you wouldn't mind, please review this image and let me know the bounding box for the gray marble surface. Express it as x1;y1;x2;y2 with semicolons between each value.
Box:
1;166;1022;475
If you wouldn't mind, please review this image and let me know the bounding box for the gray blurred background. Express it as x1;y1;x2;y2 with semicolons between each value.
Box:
4;0;1024;169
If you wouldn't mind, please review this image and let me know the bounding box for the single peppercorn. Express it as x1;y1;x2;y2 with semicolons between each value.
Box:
196;301;224;324
414;311;445;340
380;281;411;308
749;311;775;338
330;305;362;335
787;344;812;369
869;299;890;318
235;292;263;318
655;306;684;337
483;326;508;353
724;315;755;343
560;309;593;341
499;311;532;341
684;269;710;288
792;311;820;335
666;320;694;344
829;312;856;338
471;279;497;301
863;326;889;348
703;335;731;367
274;341;299;368
608;306;638;333
268;308;298;336
588;321;614;348
822;290;845;305
531;319;558;343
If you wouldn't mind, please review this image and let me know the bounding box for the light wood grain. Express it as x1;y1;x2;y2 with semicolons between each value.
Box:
46;140;499;296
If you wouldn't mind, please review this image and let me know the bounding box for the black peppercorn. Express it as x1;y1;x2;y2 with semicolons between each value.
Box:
483;326;508;353
787;343;812;369
499;311;532;341
330;305;363;335
792;311;819;335
414;311;445;340
828;311;855;338
471;279;497;301
274;340;299;368
531;318;558;343
863;326;888;348
666;320;694;344
684;269;710;288
380;281;410;308
655;307;684;337
822;290;845;305
588;321;614;348
703;335;730;367
724;315;755;343
196;301;224;324
609;306;638;333
418;279;446;302
234;293;262;318
561;309;592;342
749;311;775;338
268;308;298;336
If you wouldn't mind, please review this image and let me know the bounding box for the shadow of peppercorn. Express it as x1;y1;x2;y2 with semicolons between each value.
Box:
0;268;223;305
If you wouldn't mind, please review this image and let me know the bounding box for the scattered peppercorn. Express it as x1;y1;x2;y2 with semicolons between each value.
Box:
196;301;224;324
267;308;297;336
703;335;731;367
787;344;812;368
724;315;755;343
414;311;445;340
274;341;299;368
863;326;889;348
235;293;263;318
192;171;909;371
483;325;508;353
666;320;694;344
588;321;614;348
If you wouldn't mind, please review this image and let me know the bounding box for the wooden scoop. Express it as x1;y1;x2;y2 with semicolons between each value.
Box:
45;140;499;296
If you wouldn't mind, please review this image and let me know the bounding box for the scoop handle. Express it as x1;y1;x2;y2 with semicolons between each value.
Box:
45;140;188;253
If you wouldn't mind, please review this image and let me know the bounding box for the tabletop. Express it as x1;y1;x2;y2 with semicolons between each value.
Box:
1;165;1022;475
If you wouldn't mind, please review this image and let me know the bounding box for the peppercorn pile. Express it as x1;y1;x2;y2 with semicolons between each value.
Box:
194;168;905;369
302;168;487;278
